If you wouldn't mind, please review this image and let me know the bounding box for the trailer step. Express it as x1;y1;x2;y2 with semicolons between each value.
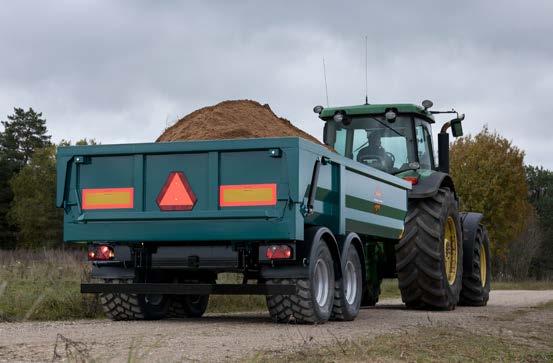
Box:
81;283;297;295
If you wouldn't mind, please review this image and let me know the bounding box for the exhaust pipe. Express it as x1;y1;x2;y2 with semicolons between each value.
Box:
438;132;450;174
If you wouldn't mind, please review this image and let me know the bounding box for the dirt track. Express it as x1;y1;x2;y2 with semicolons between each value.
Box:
1;290;552;362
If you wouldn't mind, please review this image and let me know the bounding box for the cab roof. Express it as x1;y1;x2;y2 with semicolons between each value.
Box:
318;103;435;123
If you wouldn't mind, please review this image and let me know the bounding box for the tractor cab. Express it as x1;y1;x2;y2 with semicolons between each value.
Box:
316;101;464;177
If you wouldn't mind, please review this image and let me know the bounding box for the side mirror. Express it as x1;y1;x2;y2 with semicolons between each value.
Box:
450;114;465;137
323;121;336;146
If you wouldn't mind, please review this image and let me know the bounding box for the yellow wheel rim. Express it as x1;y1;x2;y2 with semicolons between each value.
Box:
480;245;487;287
443;216;458;286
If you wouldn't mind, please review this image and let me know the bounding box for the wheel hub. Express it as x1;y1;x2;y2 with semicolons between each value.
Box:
443;216;459;286
480;245;487;287
313;258;330;307
344;260;358;305
145;294;164;305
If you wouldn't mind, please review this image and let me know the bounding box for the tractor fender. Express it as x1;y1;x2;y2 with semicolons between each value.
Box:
336;232;365;284
409;171;456;199
304;226;341;279
460;212;484;275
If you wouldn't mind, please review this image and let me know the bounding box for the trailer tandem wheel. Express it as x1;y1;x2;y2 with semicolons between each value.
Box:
332;241;363;321
266;233;336;324
99;279;170;320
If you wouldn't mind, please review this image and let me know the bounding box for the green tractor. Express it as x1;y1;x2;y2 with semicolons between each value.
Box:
315;100;491;309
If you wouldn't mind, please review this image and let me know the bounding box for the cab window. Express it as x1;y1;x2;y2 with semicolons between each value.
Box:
415;124;433;169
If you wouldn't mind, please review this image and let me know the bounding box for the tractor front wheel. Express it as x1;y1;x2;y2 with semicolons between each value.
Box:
460;225;491;306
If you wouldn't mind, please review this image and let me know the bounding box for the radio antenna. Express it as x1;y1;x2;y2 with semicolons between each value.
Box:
323;57;329;107
364;35;368;105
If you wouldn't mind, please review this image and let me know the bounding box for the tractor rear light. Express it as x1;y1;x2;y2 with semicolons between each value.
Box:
403;176;419;185
88;245;115;261
266;245;292;260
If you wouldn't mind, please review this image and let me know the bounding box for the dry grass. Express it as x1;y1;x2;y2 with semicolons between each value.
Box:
249;302;553;363
249;325;553;362
0;249;266;321
0;248;101;321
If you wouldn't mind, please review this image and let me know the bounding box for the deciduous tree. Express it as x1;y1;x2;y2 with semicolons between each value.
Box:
450;127;530;259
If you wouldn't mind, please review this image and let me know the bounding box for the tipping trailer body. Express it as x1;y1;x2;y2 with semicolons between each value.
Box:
57;137;410;244
56;137;410;305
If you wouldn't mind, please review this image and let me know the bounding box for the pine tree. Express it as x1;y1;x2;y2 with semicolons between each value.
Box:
0;108;51;248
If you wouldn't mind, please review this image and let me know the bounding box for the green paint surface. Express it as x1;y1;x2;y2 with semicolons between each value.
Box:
319;103;435;123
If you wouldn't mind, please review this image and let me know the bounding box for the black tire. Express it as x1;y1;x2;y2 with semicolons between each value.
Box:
266;279;294;323
332;244;363;321
168;295;209;318
266;238;335;324
460;226;491;306
361;278;382;307
99;279;169;320
395;188;463;310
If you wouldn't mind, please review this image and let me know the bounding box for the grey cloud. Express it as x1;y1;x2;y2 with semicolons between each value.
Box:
0;0;552;168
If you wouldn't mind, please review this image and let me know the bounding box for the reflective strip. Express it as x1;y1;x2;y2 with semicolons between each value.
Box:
219;184;277;207
82;188;134;210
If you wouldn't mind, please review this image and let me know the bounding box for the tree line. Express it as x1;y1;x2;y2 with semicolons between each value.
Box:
0;108;552;279
0;108;95;248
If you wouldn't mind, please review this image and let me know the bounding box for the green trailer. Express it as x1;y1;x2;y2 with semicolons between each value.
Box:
57;136;410;323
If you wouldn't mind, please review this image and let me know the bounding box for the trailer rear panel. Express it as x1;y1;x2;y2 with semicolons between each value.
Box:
57;137;410;243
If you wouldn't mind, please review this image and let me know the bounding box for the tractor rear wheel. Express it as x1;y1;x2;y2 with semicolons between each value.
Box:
99;279;169;320
460;225;491;306
395;188;463;310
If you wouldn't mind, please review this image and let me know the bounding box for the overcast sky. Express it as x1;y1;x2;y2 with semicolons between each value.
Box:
1;1;552;168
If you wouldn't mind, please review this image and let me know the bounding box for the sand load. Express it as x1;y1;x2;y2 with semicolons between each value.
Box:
156;100;322;145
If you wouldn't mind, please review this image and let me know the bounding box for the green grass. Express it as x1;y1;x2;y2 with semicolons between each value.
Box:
492;280;553;290
208;273;266;313
380;279;401;300
250;324;553;362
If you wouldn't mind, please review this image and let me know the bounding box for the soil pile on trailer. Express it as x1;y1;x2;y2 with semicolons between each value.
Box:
156;100;321;144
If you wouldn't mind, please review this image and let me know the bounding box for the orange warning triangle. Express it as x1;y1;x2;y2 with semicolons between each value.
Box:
156;172;197;211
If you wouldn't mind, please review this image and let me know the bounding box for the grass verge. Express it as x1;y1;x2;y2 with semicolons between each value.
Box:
0;249;102;321
492;280;553;290
250;322;553;362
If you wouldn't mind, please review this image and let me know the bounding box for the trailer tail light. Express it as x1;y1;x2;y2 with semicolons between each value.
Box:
88;245;115;261
403;176;419;185
220;183;277;207
266;245;292;260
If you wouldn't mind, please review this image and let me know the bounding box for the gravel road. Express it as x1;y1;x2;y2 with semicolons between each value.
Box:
1;290;552;362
